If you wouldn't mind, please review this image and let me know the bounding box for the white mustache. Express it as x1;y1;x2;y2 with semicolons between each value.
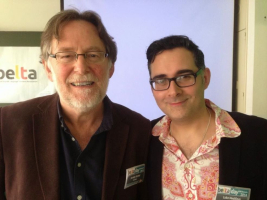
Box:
67;74;99;83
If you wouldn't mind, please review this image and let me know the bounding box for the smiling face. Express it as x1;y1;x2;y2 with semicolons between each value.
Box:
43;20;114;113
150;47;210;122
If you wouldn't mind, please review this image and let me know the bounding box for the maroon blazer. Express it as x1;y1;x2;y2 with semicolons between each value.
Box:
0;94;151;200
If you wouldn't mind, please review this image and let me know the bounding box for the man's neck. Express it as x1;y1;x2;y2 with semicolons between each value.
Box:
60;100;105;150
170;106;215;159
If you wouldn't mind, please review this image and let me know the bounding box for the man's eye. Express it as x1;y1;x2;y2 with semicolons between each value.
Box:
154;79;167;84
177;74;193;80
62;55;71;58
58;53;74;59
87;53;100;58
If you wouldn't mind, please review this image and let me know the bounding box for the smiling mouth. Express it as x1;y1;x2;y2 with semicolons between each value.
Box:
71;81;94;86
170;99;187;105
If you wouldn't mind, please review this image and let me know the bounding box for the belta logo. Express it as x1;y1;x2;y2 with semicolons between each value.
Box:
0;65;37;80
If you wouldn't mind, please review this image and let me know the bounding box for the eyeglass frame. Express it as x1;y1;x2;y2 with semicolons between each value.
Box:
149;68;204;91
48;51;109;64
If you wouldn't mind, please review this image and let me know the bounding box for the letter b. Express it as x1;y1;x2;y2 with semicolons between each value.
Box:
0;69;5;79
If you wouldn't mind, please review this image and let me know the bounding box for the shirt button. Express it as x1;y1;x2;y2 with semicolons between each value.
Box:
77;162;82;167
77;195;82;200
72;137;75;141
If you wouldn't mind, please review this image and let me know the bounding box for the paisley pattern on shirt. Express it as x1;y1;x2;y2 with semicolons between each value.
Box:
153;99;241;200
162;155;184;197
197;161;219;199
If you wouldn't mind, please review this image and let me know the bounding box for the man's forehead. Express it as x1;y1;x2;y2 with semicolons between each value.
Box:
49;21;105;52
150;48;197;75
58;20;97;33
50;38;103;51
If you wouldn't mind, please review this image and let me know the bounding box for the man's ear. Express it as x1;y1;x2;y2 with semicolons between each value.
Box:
109;63;114;78
43;60;53;82
203;68;211;89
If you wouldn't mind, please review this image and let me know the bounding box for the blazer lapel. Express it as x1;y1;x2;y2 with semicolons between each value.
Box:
32;94;60;199
218;136;241;185
147;136;164;200
102;107;129;200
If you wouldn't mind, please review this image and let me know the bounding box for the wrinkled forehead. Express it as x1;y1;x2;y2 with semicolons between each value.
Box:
55;20;99;41
49;20;106;53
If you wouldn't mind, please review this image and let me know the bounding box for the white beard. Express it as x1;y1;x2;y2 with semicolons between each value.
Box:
49;64;110;113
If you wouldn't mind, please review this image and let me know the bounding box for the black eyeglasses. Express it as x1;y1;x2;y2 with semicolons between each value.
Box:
149;68;203;91
48;51;108;64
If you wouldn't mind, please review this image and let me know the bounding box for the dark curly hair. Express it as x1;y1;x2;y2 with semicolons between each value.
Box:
146;35;205;75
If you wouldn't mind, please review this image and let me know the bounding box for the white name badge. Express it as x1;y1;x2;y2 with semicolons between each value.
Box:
216;185;251;200
124;164;145;189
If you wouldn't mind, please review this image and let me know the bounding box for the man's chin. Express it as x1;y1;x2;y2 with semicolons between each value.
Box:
67;95;104;111
57;88;107;112
66;102;94;113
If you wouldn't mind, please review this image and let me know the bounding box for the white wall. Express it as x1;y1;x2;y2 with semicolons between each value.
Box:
246;0;255;114
0;0;60;31
253;0;267;118
243;0;267;119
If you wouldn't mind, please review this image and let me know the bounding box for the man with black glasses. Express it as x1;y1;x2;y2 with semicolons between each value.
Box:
146;35;267;200
0;10;150;200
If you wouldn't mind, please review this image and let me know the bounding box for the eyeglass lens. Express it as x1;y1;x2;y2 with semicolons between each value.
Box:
152;74;196;91
55;52;106;64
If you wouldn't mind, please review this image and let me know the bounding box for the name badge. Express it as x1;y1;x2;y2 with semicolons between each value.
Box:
216;185;251;200
124;164;145;189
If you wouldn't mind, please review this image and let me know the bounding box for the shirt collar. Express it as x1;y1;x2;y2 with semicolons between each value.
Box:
152;99;241;139
206;99;241;138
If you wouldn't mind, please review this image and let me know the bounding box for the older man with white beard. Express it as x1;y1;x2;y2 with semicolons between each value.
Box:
0;10;150;200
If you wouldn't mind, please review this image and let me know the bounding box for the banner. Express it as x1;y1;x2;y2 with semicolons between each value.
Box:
0;47;55;103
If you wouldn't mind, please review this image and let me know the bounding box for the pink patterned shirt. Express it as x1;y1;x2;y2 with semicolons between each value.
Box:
152;99;241;200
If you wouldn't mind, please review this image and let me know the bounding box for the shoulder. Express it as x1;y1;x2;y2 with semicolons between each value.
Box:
109;102;151;147
228;111;267;140
110;101;150;126
228;111;267;129
1;94;58;118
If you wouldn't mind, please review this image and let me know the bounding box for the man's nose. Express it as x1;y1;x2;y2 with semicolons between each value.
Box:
74;54;90;74
168;80;182;96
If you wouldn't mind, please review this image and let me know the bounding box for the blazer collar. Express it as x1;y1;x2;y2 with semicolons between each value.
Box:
147;136;164;200
36;93;59;112
101;99;130;199
33;93;60;199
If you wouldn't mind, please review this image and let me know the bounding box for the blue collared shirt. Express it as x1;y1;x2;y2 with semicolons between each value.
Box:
58;97;113;200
